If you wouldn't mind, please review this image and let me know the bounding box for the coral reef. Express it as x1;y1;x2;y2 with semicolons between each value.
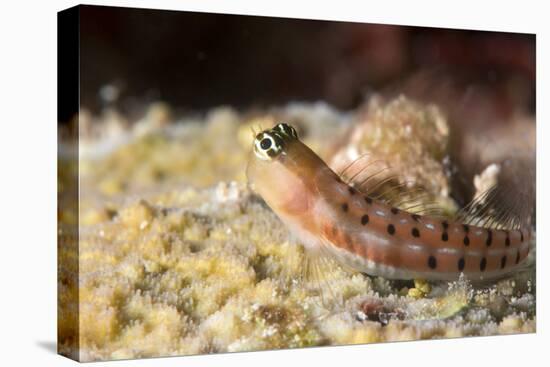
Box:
58;99;536;361
330;96;457;214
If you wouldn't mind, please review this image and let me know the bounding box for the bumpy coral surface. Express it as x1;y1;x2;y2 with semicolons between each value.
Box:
58;100;536;362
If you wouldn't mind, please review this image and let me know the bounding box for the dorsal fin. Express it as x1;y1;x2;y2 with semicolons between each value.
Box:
454;161;535;231
336;155;452;217
334;149;535;231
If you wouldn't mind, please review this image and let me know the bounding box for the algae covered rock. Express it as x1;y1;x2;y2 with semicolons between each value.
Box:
59;99;535;361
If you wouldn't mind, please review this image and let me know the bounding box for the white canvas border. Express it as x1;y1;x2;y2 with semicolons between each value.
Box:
0;1;545;366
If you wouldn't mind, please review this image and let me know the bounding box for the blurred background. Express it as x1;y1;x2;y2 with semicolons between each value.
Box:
75;5;535;123
57;7;538;360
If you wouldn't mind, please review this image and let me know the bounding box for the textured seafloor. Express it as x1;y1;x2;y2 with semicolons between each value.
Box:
58;99;536;361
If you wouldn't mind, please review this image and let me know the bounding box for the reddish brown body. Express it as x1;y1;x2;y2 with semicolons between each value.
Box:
247;123;532;281
314;174;531;281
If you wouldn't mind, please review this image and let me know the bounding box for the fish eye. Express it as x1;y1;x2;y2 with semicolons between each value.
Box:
254;132;283;160
260;137;272;150
273;123;298;139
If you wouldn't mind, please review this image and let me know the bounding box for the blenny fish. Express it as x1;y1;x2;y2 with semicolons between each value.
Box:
246;123;533;282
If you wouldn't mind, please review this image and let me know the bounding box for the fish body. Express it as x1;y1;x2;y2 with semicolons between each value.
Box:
246;123;532;281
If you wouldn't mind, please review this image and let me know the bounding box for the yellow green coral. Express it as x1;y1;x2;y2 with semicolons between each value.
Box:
58;100;536;361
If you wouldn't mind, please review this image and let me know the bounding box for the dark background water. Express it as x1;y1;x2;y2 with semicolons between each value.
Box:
75;5;535;121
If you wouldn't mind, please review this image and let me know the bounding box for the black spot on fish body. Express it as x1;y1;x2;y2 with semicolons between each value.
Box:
480;257;487;271
486;230;492;247
428;256;437;269
458;258;465;271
